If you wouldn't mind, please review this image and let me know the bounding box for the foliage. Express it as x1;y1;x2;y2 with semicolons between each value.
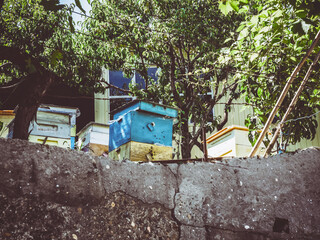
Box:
220;0;320;150
84;0;243;158
0;0;102;139
0;0;101;94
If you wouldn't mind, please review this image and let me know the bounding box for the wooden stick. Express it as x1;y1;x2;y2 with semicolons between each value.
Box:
248;29;320;157
264;50;320;157
202;127;208;162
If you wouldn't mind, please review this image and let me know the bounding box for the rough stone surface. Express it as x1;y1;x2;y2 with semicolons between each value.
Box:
0;191;179;239
0;138;105;206
180;225;207;240
99;159;177;209
1;138;320;239
175;148;320;239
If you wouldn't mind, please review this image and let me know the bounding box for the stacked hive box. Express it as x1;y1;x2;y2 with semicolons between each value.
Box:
8;105;80;149
109;100;178;162
206;125;266;157
77;122;109;156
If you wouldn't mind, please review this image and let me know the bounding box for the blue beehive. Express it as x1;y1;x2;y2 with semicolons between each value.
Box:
109;100;178;152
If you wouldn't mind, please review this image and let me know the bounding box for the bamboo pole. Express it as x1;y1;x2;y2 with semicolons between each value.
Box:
264;50;320;157
248;29;320;158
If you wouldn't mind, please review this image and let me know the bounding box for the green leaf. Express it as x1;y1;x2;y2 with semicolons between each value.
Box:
260;26;271;33
75;0;86;14
50;50;63;66
257;87;262;97
238;27;249;40
254;34;263;41
290;56;297;62
236;23;246;32
301;20;310;34
271;37;281;44
230;1;239;12
224;37;233;43
218;1;234;16
295;9;307;19
272;9;283;19
250;52;259;62
254;108;263;115
250;15;259;26
259;10;269;18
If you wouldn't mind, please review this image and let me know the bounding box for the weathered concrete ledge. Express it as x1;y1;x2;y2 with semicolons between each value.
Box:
0;138;319;239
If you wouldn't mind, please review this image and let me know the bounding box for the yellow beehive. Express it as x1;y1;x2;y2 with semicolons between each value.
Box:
108;141;173;162
28;135;72;148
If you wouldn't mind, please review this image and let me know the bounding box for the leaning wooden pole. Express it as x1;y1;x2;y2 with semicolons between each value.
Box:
248;30;320;158
264;50;320;157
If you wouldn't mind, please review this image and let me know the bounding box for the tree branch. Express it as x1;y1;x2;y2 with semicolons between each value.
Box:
98;80;133;94
0;62;12;70
168;44;183;106
137;44;150;91
178;38;186;69
190;51;204;65
0;46;45;74
217;83;238;130
0;77;25;89
193;139;203;151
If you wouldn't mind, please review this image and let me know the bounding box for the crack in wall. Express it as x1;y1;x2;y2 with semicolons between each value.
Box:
169;163;182;239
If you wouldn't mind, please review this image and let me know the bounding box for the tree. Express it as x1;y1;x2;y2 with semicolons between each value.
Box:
219;0;320;151
0;0;101;139
84;0;243;159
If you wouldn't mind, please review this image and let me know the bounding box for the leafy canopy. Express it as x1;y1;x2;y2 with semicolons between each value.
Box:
0;0;101;94
84;0;243;158
0;0;102;139
220;0;320;149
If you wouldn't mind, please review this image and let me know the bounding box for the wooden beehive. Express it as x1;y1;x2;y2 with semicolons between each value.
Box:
109;141;173;162
109;100;178;151
206;125;265;157
77;122;109;156
28;135;72;148
109;100;178;161
7;105;80;149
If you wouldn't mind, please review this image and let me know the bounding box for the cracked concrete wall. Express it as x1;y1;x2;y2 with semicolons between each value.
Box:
0;138;320;240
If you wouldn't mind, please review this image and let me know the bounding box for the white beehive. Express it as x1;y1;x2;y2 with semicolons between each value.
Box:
77;122;109;156
206;125;265;158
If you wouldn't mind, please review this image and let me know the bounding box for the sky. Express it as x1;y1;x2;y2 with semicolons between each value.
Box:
59;0;92;25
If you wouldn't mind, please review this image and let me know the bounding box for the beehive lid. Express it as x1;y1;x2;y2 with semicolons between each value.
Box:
113;100;179;119
38;104;80;117
206;125;248;144
77;121;110;137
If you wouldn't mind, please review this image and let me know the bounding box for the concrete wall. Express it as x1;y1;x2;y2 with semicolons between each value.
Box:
0;138;320;239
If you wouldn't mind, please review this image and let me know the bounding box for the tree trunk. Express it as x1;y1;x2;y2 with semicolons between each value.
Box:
180;111;192;159
12;72;54;139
